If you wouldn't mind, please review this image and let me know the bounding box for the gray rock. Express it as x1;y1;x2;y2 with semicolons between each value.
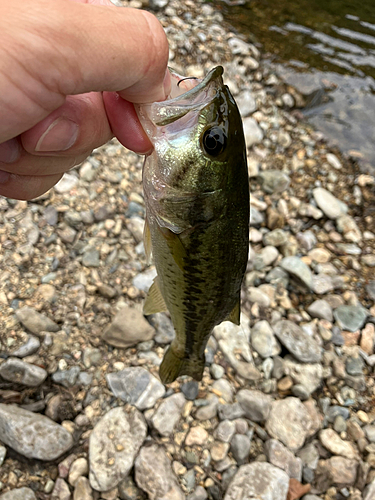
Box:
0;403;73;460
366;281;375;301
82;248;100;267
319;456;358;486
280;256;313;289
214;420;236;443
149;0;169;9
148;312;176;344
151;393;186;436
107;367;165;410
266;398;311;451
73;477;93;500
253;246;279;270
296;443;319;470
312;187;348;219
250;320;281;358
236;90;257;117
307;300;333;322
326;405;350;423
257;171;290;194
346;356;364;375
196;394;219;420
265;439;302;480
43;205;58;226
51;478;71;500
58;225;77;243
54;172;78;193
237;389;273;421
243;117;263;147
296;231;317;251
334;305;368;332
118;476;145;500
11;335;40;358
188;486;208;500
212;379;233;403
69;457;89;486
218;402;245;421
15;307;59;335
132;267;157;292
333;415;347;433
364;425;375;443
326;153;342;169
224;462;289;500
250;206;264;226
248;287;271;308
89;407;147;492
135;444;184;500
312;274;335;295
102;306;155;348
364;478;375;500
97;284;117;299
52;366;80;388
210;363;225;379
0;358;47;386
214;315;260;381
319;428;359;460
83;347;102;368
263;229;288;247
0;445;6;466
181;380;199;400
230;434;251;465
283;357;323;396
0;488;37;500
273;320;322;363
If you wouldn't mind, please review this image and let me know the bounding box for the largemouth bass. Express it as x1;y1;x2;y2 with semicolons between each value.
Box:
136;66;249;384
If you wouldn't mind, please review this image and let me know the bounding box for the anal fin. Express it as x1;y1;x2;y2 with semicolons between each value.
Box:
143;278;167;315
226;300;241;325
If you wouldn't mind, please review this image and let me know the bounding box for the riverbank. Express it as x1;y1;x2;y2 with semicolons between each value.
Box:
0;0;374;499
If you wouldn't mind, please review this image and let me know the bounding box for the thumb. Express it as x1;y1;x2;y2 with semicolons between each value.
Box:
0;0;170;141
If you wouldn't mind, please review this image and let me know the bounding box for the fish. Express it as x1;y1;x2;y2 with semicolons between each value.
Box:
136;66;249;384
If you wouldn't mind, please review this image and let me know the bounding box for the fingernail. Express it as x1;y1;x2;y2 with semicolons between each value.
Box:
163;68;171;100
0;138;21;163
35;117;79;152
0;170;11;184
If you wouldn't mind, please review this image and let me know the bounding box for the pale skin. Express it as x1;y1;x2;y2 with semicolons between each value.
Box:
0;0;171;200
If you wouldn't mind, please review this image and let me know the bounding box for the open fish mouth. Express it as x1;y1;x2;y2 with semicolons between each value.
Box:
136;66;225;135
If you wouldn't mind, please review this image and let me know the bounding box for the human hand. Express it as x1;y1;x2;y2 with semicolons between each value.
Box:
0;0;170;200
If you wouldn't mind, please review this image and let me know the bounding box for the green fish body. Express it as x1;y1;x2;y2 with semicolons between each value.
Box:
136;67;249;384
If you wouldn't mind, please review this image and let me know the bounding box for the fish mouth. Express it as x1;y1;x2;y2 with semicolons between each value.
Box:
136;66;225;133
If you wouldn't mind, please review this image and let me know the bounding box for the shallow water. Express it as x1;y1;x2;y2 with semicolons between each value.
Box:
212;0;375;174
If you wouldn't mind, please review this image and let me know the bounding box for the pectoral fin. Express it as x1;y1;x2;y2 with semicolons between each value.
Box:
158;226;187;271
143;278;168;315
226;300;241;325
143;218;152;264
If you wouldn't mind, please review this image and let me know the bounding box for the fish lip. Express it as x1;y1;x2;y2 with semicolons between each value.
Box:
165;66;224;105
137;66;225;128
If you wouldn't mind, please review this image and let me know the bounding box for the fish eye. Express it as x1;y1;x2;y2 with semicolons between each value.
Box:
202;126;227;157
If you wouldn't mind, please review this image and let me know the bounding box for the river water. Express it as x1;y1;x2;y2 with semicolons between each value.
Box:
212;0;375;175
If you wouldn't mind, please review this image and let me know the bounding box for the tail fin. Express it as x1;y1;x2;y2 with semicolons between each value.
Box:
159;347;205;384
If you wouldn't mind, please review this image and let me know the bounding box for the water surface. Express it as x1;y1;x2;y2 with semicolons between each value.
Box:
212;0;375;174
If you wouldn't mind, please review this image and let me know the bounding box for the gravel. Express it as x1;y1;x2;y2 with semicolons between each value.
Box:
0;0;373;498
